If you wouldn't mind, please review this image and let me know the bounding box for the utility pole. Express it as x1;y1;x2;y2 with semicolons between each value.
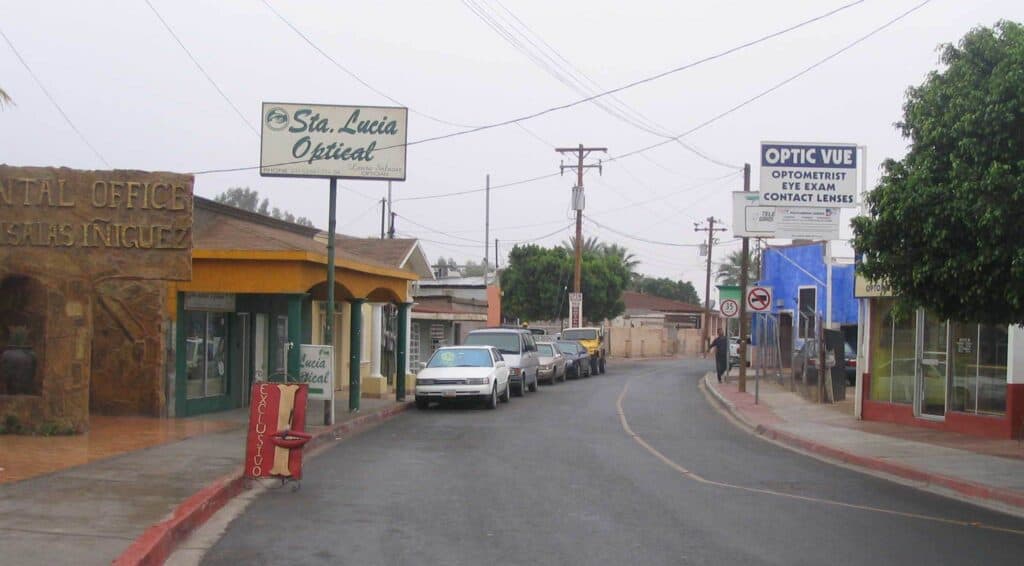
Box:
485;174;490;268
387;181;394;239
695;217;727;354
380;197;386;239
738;163;751;393
556;144;606;318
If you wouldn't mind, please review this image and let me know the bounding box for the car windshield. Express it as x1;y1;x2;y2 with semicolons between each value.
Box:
426;348;493;368
562;329;597;340
537;344;554;356
556;342;578;354
464;333;521;355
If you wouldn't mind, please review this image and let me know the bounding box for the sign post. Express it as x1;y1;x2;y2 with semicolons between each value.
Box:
300;345;334;424
261;102;408;417
568;292;583;328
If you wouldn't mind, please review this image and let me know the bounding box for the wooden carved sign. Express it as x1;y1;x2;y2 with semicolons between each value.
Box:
0;165;193;281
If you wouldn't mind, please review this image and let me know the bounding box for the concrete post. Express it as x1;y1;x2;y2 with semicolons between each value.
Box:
396;302;411;401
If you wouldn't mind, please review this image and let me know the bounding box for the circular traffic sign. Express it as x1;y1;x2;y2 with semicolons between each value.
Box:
746;287;771;312
720;299;739;317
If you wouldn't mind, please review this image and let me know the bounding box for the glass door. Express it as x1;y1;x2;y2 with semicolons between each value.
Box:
917;311;948;418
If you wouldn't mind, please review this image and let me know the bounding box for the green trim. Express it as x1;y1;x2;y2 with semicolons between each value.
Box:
396;302;410;401
349;298;365;411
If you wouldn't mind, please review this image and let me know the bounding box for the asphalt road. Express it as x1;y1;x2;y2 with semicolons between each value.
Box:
202;359;1024;565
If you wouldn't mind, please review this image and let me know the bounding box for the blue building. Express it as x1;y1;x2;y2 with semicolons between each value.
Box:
757;241;858;367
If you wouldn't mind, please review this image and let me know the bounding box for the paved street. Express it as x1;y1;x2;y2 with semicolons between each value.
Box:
203;359;1024;565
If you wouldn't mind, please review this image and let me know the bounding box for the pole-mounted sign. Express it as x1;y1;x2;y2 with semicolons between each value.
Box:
759;141;858;208
746;286;773;313
720;298;739;319
261;102;408;180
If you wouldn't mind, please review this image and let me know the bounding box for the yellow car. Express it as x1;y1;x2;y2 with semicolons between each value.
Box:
561;327;607;374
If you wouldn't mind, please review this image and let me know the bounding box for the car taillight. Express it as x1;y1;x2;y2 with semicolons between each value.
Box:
846;359;856;368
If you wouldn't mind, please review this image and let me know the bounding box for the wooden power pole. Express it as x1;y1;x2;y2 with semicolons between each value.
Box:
555;144;606;295
695;217;727;353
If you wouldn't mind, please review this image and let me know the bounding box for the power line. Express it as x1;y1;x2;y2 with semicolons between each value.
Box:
143;0;258;136
393;213;482;243
586;217;700;248
399;0;865;149
607;0;934;163
260;0;478;130
0;27;110;167
190;0;864;177
393;172;560;202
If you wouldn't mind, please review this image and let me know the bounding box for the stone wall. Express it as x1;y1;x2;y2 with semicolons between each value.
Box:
90;280;167;416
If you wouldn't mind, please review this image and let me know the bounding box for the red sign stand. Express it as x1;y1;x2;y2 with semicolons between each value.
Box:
244;382;310;482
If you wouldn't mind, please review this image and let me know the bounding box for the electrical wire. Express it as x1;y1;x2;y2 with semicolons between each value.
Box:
260;0;478;130
585;217;700;248
393;213;483;243
143;0;258;136
393;172;561;203
0;27;110;167
606;0;934;163
190;0;866;176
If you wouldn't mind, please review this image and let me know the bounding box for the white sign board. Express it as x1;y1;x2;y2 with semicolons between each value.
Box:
760;142;858;208
299;345;334;401
746;286;773;312
732;192;776;238
261;102;408;180
569;293;583;328
720;299;739;319
774;207;841;240
184;293;236;312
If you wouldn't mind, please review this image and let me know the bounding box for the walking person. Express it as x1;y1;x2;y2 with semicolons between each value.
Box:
707;328;729;383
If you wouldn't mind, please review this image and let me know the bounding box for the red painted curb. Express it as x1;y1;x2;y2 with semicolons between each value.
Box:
112;401;412;566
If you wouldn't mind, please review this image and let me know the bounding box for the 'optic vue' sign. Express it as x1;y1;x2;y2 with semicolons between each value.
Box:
260;102;408;181
759;142;858;208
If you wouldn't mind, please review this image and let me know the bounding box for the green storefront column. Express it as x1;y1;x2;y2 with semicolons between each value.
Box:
396;302;412;401
287;294;303;380
348;298;365;412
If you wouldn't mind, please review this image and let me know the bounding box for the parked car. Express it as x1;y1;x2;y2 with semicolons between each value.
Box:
556;340;591;378
536;341;566;384
561;326;607;374
792;338;817;383
844;342;857;386
414;346;510;410
464;328;539;396
728;336;740;370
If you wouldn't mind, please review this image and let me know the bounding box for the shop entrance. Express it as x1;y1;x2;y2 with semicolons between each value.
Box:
916;311;948;418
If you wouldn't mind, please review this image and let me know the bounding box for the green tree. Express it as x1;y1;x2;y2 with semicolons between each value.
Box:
715;250;760;286
852;21;1024;324
214;187;315;227
502;245;630;322
630;276;700;304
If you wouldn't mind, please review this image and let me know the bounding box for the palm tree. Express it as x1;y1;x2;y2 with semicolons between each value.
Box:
601;242;640;279
561;235;602;254
0;87;12;108
715;250;760;286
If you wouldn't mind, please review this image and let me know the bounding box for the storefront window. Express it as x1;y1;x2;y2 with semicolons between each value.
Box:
870;299;914;404
185;311;229;399
951;323;1007;415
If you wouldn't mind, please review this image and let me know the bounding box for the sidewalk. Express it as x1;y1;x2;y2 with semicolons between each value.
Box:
0;396;411;566
704;370;1024;517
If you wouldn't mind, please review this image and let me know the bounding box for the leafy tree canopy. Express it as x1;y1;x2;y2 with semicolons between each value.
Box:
501;244;631;323
214;187;315;227
630;276;700;304
852;21;1024;324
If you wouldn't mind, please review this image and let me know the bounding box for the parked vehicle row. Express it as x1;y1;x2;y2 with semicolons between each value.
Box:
415;326;607;409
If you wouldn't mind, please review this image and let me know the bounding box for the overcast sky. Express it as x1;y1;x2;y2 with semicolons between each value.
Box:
2;0;1020;302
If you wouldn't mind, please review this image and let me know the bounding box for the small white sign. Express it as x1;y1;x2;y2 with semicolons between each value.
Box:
732;192;775;238
746;286;773;312
569;294;584;327
760;141;858;208
720;299;739;319
775;207;840;240
299;344;334;401
261;102;408;180
184;293;236;312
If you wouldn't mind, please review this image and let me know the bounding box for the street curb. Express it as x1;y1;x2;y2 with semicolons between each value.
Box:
701;374;1024;515
112;400;414;566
